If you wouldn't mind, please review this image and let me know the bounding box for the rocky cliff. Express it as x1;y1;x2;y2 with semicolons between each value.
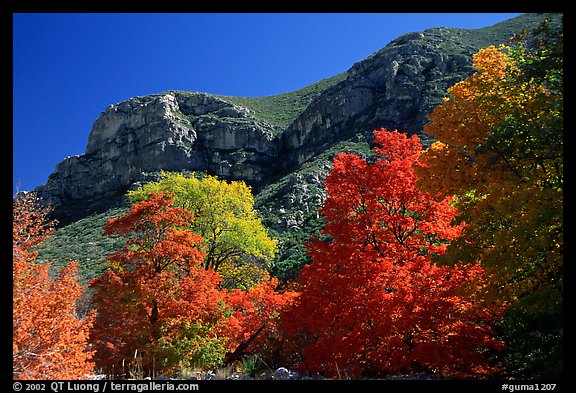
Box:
37;91;282;222
35;13;560;226
275;28;477;171
256;13;563;234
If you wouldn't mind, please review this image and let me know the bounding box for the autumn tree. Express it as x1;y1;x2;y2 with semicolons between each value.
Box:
13;192;94;380
218;276;298;366
128;172;277;289
89;192;293;377
416;44;562;300
281;129;505;378
416;23;562;377
89;192;226;376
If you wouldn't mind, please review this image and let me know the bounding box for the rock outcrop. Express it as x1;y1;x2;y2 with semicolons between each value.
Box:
37;91;279;222
275;27;503;172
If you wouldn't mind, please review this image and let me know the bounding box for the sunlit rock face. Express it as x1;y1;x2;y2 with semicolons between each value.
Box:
37;91;278;218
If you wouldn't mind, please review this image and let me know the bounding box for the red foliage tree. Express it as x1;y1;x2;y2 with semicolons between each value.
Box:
218;276;298;364
281;129;505;378
89;192;224;376
13;193;94;380
90;192;298;376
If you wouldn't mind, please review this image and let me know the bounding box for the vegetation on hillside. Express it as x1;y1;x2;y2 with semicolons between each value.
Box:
36;206;128;283
255;136;374;283
216;73;347;131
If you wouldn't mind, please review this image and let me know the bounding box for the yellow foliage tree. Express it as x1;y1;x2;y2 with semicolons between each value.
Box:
128;172;277;289
416;44;562;305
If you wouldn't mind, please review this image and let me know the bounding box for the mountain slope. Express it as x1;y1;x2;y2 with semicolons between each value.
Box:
257;13;562;228
215;72;347;132
34;13;562;281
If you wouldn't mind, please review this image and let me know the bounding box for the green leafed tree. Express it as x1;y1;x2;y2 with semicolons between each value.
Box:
128;172;277;289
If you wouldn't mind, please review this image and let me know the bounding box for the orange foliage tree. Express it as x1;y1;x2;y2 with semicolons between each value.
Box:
416;44;562;303
13;192;94;380
218;277;298;365
89;192;222;376
416;39;563;378
281;129;505;378
90;192;295;377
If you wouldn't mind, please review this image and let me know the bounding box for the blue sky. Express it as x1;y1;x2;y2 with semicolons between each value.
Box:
13;13;523;194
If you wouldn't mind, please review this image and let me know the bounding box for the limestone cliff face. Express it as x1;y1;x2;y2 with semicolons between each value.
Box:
255;14;560;232
31;28;494;223
38;91;278;215
276;28;478;170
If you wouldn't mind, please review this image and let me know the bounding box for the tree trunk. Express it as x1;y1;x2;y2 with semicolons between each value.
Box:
223;322;267;365
148;300;160;340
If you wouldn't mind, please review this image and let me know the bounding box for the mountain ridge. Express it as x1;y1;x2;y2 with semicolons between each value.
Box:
33;13;562;279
